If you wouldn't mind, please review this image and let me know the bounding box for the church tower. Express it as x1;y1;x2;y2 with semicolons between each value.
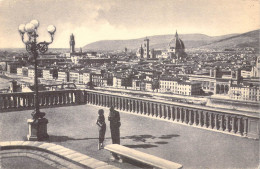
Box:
144;37;150;58
70;34;75;53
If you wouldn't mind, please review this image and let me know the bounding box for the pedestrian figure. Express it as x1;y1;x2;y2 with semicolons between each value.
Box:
108;106;121;160
96;109;106;150
108;106;121;144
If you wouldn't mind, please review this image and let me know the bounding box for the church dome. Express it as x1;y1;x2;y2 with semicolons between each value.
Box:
169;31;185;49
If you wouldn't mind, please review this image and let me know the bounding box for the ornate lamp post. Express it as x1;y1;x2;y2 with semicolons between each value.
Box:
18;20;56;141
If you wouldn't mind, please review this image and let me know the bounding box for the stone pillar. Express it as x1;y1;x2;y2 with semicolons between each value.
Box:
237;116;242;135
243;118;248;136
184;109;188;124
213;114;218;130
175;107;179;122
209;113;213;129
157;104;161;118
219;114;224;131
199;111;202;126
142;101;146;115
146;102;149;115
137;101;140;113
203;111;207;128
170;107;174;121
154;104;157;117
150;103;154;117
189;110;193;125
193;110;197;126
180;108;183;122
225;115;230;132
162;105;166;119
27;118;49;141
231;116;236;133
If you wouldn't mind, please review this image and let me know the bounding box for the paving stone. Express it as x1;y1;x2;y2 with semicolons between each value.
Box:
58;150;76;156
38;143;56;149
31;141;44;147
46;145;65;151
96;165;120;169
0;141;11;147
71;155;91;162
53;147;72;154
9;141;24;146
86;161;108;168
66;163;83;169
79;158;100;166
64;152;83;159
21;141;36;147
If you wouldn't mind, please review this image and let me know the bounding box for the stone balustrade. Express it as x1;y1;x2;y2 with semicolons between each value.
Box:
0;90;83;112
0;89;259;139
83;89;260;140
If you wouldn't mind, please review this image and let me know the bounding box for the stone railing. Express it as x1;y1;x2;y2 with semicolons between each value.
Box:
1;89;259;139
83;89;260;140
0;90;84;112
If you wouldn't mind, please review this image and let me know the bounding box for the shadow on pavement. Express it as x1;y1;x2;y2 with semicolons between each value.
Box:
158;134;180;139
123;144;158;149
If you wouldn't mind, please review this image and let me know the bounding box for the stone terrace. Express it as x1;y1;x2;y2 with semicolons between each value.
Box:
0;104;259;169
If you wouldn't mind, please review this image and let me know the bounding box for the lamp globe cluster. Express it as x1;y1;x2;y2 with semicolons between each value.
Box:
18;19;56;35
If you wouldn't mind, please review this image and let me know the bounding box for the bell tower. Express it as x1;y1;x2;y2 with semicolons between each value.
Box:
70;34;75;53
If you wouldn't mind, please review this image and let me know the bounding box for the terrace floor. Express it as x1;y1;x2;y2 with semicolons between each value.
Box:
0;104;259;169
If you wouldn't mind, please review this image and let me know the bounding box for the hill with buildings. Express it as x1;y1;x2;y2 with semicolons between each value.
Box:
83;30;259;51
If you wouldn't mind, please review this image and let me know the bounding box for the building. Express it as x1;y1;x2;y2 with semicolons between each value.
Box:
69;71;80;84
7;62;21;73
229;83;260;102
28;67;42;78
159;77;201;95
17;67;23;76
57;70;69;83
168;31;187;62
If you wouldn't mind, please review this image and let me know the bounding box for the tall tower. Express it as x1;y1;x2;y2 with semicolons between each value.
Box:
70;34;75;53
144;37;149;58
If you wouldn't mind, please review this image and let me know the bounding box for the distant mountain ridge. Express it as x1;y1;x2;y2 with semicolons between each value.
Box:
83;29;259;51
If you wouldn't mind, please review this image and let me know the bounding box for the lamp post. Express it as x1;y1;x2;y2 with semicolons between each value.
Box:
18;20;56;141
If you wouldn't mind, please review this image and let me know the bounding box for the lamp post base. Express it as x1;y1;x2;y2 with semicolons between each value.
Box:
27;117;49;141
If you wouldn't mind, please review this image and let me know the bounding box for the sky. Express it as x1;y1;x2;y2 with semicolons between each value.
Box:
0;0;259;48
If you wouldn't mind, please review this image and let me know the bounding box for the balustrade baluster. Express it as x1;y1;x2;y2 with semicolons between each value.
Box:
231;116;236;133
146;102;150;116
202;111;207;127
198;111;202;126
225;115;230;132
193;110;197;126
171;107;175;121
189;109;193;125
175;107;179;122
180;108;184;123
150;103;154;117
219;114;224;131
209;112;213;129
157;104;160;117
237;116;242;135
243;118;248;136
213;114;218;130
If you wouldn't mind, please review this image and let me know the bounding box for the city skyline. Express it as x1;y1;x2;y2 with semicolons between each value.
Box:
0;0;259;48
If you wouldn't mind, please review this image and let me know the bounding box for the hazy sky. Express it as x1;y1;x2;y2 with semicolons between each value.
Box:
0;0;259;48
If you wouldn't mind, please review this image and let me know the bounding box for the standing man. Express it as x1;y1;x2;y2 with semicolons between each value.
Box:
108;106;121;144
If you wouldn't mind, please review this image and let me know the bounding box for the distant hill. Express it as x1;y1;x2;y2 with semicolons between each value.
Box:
199;29;259;50
83;30;259;51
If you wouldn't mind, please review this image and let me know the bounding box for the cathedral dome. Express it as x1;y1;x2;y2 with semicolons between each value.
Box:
169;31;185;49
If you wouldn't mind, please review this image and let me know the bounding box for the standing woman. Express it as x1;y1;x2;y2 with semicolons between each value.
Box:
96;109;106;150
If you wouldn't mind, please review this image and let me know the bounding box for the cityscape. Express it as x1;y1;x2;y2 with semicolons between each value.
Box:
0;0;259;169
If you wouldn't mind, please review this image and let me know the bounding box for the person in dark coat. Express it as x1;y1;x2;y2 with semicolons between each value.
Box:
108;106;121;144
96;109;106;150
